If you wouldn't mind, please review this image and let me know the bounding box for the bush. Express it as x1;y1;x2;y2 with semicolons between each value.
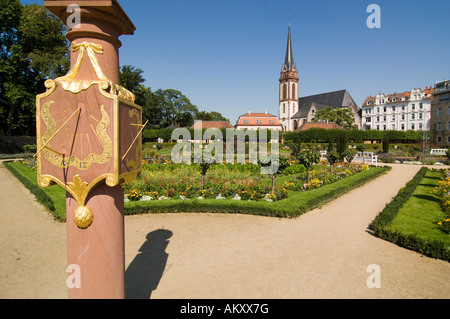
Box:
378;153;396;163
22;144;37;153
282;164;306;175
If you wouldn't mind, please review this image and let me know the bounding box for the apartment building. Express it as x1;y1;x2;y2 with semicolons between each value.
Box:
361;87;434;131
430;80;450;144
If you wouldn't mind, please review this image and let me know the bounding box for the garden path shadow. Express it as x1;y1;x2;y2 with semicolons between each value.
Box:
125;229;172;299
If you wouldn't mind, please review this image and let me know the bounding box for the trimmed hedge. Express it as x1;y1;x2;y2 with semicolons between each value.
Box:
143;127;282;142
370;167;450;261
125;166;390;218
284;128;432;144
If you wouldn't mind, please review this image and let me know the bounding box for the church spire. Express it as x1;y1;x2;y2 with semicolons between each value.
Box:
283;24;296;72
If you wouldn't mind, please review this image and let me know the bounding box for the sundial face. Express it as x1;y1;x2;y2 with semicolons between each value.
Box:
35;40;143;229
37;83;115;187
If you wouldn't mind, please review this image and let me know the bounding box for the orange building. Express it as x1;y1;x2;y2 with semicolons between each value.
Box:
235;111;282;130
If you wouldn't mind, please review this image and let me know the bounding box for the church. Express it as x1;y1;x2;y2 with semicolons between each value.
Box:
278;25;361;132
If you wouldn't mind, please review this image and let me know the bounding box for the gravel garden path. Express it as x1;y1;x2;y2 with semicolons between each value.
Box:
1;162;449;299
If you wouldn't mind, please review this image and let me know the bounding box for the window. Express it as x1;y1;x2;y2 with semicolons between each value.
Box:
401;124;405;130
447;136;450;144
437;122;443;131
419;113;422;120
269;120;275;124
383;116;386;122
419;123;423;130
292;84;296;99
401;114;405;121
243;120;249;124
391;124;396;130
402;105;406;111
419;103;423;109
411;124;415;130
366;117;372;123
283;103;286;113
376;125;380;130
282;84;287;100
383;125;386;130
256;120;262;124
438;108;443;116
392;115;395;121
392;106;396;112
437;136;442;143
412;104;415;110
376;116;380;122
383;107;387;112
411;113;415;120
440;93;450;102
447;121;450;130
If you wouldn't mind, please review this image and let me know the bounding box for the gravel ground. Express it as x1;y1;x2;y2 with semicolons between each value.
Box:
1;162;449;299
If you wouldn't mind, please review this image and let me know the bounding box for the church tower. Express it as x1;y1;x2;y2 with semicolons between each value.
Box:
279;24;299;132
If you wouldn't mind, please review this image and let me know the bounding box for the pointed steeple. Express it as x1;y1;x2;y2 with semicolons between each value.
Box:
283;24;296;72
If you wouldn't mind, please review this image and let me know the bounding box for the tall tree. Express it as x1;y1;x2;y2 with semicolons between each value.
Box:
158;89;198;127
20;4;69;79
119;65;145;93
0;1;69;136
119;65;163;128
313;106;355;129
195;110;229;122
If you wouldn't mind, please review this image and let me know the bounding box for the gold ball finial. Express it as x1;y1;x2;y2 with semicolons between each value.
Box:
73;206;93;229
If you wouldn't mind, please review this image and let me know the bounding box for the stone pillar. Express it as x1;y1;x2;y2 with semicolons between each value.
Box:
44;0;136;299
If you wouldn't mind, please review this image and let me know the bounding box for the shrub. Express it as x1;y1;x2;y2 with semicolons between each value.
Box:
22;144;37;153
307;178;322;190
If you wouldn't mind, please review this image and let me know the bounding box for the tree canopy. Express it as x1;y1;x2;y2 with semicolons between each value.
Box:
312;106;355;129
119;65;229;129
0;1;69;135
0;1;228;136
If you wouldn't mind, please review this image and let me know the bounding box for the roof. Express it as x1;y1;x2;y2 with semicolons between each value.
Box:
295;122;343;132
282;24;296;72
239;112;278;118
191;121;234;129
292;89;357;119
236;112;282;127
362;86;435;106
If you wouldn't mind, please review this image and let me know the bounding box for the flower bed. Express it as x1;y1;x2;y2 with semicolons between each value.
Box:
432;169;450;234
3;158;390;221
123;161;370;203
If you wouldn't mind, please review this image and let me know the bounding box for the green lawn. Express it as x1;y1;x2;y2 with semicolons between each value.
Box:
388;170;450;245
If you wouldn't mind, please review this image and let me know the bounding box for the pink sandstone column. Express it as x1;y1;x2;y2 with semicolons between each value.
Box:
45;0;136;299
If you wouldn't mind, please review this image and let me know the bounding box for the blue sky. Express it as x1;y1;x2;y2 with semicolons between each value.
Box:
21;0;450;124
